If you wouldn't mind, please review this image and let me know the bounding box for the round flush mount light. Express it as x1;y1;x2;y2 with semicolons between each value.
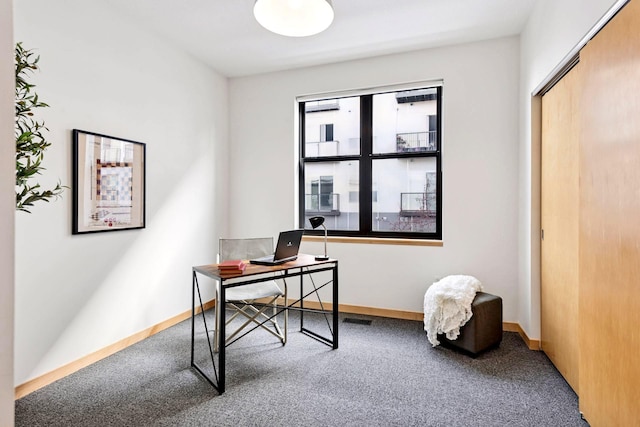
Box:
253;0;334;37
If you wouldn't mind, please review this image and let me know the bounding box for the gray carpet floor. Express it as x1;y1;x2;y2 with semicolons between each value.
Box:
15;310;587;426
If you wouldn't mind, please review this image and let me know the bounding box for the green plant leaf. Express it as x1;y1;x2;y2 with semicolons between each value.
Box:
14;42;66;213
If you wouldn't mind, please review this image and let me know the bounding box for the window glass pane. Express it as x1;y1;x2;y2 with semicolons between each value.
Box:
372;88;438;154
304;161;359;231
305;97;360;158
371;158;437;233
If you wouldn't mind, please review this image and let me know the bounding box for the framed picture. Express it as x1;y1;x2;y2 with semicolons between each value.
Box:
72;129;146;234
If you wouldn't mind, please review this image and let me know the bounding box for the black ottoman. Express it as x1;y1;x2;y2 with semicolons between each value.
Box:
438;292;503;357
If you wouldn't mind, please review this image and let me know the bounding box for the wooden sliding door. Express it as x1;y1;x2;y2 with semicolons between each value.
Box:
540;64;580;393
578;0;640;424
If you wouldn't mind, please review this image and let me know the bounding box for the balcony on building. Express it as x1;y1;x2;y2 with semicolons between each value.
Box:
305;193;340;216
399;192;436;217
396;132;437;153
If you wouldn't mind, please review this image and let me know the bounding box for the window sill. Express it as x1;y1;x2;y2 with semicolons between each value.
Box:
302;235;443;247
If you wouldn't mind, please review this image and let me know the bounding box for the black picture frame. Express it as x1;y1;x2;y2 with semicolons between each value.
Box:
72;129;146;234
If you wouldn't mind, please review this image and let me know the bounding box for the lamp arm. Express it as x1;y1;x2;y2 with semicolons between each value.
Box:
322;224;328;258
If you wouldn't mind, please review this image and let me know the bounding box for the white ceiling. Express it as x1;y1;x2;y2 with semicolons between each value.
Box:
104;0;537;78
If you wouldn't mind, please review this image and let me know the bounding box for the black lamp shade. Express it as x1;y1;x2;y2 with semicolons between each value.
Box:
309;216;325;229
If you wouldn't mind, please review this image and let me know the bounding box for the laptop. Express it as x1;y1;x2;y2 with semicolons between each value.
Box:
250;229;304;265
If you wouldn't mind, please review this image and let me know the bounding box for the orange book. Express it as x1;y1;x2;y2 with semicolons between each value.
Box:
218;259;246;271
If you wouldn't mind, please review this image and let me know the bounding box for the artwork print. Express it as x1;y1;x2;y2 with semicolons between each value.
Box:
72;129;146;234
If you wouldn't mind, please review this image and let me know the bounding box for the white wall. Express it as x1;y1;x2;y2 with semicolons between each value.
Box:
13;0;228;386
517;0;618;339
229;37;520;318
1;0;15;423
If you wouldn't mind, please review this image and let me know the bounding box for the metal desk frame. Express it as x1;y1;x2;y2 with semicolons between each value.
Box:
191;254;338;394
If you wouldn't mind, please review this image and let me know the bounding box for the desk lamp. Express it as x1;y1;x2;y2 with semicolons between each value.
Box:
309;216;329;260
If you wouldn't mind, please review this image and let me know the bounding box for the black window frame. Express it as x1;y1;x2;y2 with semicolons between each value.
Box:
298;86;443;240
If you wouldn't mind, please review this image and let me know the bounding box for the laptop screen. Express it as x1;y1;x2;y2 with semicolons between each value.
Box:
249;229;304;265
273;229;304;261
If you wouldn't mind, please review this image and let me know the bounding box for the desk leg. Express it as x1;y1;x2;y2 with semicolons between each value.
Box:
191;271;223;394
297;263;339;348
299;268;305;332
191;271;196;366
218;284;226;393
333;263;339;349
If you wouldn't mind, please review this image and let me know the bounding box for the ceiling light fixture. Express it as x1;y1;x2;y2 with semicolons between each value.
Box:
253;0;334;37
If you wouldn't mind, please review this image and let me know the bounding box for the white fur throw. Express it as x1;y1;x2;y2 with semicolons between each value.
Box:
423;275;483;347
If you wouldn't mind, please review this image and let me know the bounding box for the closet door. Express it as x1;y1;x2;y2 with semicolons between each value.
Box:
578;0;640;424
540;64;580;393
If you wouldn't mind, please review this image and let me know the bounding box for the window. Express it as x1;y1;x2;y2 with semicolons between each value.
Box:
320;124;334;142
299;84;442;239
309;175;336;212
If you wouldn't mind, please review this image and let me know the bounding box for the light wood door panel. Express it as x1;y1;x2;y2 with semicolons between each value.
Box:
578;1;640;425
540;65;580;394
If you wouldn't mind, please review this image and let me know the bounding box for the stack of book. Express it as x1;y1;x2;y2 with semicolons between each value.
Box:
217;259;246;273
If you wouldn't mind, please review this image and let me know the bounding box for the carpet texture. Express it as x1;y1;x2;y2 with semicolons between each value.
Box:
15;310;587;426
